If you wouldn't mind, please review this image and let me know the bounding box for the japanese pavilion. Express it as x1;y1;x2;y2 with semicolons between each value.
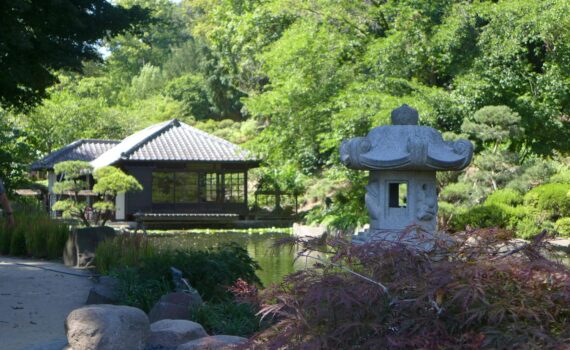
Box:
31;119;266;227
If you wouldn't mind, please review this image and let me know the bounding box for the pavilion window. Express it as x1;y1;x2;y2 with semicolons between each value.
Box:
202;173;219;202
224;172;245;203
175;173;199;203
152;172;199;204
152;172;174;203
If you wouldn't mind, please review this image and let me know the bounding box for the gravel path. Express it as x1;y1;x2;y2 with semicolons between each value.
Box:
0;257;94;350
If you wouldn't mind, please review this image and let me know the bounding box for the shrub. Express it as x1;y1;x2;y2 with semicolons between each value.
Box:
550;168;570;184
191;301;263;337
138;244;262;302
500;204;533;231
249;230;570;349
514;216;543;240
450;204;509;230
0;209;69;259
554;218;570;237
111;267;172;313
484;188;523;207
524;183;570;220
437;201;466;230
95;235;156;275
439;182;473;204
506;157;559;193
95;236;262;310
9;227;27;256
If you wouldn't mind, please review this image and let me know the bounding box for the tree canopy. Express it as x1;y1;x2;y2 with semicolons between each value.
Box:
2;0;569;231
0;0;147;109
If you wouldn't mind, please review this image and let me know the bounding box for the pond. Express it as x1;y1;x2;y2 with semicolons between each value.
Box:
147;230;310;286
146;231;570;287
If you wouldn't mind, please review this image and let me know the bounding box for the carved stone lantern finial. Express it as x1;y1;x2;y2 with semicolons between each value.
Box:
340;105;473;249
391;104;419;125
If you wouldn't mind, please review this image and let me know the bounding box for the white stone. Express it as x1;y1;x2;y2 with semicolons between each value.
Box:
148;319;208;348
65;305;149;350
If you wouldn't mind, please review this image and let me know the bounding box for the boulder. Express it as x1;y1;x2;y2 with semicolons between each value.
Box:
65;304;149;350
86;276;119;305
75;226;116;267
148;292;203;323
63;226;116;267
148;320;208;348
62;233;77;267
176;336;247;350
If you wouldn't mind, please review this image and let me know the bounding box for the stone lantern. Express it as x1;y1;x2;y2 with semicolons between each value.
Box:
340;105;473;247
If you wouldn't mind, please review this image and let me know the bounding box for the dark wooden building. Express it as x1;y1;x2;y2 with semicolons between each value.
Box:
33;119;261;224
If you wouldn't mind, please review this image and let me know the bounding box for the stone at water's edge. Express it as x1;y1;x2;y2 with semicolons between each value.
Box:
62;232;77;267
148;292;203;323
176;335;248;350
75;226;116;267
63;226;116;267
292;223;327;237
148;319;208;348
65;304;149;350
551;238;570;253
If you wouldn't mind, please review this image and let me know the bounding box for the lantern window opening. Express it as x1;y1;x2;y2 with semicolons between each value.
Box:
388;182;407;208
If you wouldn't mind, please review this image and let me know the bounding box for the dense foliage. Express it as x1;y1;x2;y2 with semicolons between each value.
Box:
95;235;266;336
192;299;262;337
0;0;568;232
444;168;570;238
95;235;262;304
0;200;69;259
249;230;570;349
0;0;147;109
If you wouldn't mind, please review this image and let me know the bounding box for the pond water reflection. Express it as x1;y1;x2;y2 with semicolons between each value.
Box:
147;232;570;286
148;231;310;286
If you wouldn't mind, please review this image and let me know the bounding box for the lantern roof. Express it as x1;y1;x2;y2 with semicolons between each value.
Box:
340;105;473;171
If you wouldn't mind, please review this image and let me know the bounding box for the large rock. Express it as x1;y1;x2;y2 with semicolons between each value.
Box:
63;226;116;267
65;304;149;350
176;336;248;350
62;232;77;267
86;276;119;305
148;319;208;348
148;292;203;323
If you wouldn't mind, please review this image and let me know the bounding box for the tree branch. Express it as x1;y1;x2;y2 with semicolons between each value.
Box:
298;252;389;294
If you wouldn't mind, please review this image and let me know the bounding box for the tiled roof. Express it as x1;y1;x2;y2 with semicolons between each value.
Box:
91;119;257;169
30;139;120;171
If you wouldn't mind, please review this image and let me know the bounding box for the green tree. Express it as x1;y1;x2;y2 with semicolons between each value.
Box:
106;0;190;83
462;106;523;152
0;112;36;192
0;0;147;109
165;74;211;119
52;161;93;226
53;162;142;226
92;167;142;225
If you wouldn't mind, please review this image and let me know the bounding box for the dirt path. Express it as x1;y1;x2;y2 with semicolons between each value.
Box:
0;257;94;350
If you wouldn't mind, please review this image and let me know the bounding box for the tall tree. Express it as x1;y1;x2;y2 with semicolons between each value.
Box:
0;0;147;109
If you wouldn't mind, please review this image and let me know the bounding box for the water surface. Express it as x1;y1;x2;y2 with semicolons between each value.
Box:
148;231;306;286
